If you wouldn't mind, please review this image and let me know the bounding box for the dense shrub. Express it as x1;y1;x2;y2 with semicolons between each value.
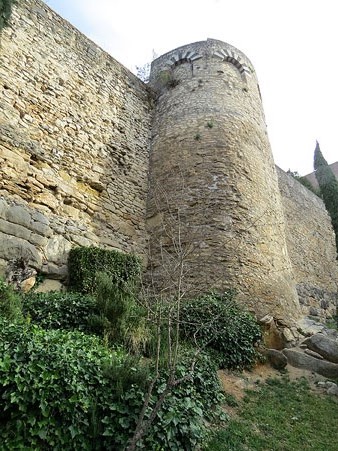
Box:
68;246;140;295
138;350;225;451
0;319;146;449
22;291;100;333
0;278;22;321
0;319;224;450
180;292;262;369
91;272;150;352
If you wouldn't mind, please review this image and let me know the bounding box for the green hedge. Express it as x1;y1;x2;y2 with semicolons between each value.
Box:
180;292;262;369
22;291;100;334
68;246;141;294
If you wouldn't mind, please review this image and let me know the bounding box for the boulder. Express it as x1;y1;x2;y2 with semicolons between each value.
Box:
282;349;338;379
303;333;338;364
266;349;288;370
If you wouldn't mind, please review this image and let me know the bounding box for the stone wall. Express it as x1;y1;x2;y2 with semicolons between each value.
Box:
0;0;152;283
0;1;337;326
147;39;300;324
277;167;338;319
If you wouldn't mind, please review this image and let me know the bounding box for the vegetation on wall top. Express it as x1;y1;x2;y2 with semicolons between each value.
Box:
0;0;16;31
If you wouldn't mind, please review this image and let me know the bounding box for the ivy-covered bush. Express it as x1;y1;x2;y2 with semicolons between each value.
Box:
180;292;262;369
68;246;141;294
137;350;225;451
0;318;145;449
22;291;100;333
0;319;225;450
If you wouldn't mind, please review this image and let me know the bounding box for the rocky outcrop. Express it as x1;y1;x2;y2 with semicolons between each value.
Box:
283;348;338;379
303;333;338;364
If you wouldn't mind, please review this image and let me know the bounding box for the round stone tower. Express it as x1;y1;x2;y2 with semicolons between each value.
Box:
147;38;300;322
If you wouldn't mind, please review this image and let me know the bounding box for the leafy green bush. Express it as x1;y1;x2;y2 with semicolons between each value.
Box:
22;291;100;333
0;318;146;449
180;292;261;369
113;349;225;450
68;246;140;295
0;278;22;321
0;319;224;450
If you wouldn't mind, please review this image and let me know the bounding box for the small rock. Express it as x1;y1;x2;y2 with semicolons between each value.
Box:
327;384;338;396
259;315;274;325
20;276;36;292
309;307;319;316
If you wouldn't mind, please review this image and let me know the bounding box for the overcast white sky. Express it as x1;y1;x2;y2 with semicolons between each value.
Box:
44;0;337;176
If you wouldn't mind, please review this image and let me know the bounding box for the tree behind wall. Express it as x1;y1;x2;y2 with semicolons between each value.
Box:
314;141;338;255
0;0;16;31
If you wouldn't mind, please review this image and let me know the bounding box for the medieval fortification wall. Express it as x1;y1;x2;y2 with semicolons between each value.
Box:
0;0;152;282
0;0;337;325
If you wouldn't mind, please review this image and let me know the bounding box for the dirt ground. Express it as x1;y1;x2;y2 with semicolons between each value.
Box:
217;363;330;402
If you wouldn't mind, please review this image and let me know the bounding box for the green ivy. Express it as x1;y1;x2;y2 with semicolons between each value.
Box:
0;319;225;450
68;246;141;295
0;319;114;448
180;292;262;369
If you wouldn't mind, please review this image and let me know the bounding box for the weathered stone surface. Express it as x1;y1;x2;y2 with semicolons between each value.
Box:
45;236;72;265
277;169;338;320
0;0;152;277
148;39;300;323
297;318;325;336
303;333;338;364
0;232;42;268
6;205;31;228
283;349;338;378
304;349;324;360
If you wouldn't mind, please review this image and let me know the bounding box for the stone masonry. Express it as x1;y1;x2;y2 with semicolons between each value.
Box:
147;39;300;323
0;0;337;325
0;0;152;283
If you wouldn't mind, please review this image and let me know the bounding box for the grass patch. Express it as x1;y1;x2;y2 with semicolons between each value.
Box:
205;377;338;451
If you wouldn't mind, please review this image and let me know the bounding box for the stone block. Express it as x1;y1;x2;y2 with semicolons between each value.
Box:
6;205;31;227
0;232;42;268
45;236;72;265
0;218;31;241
